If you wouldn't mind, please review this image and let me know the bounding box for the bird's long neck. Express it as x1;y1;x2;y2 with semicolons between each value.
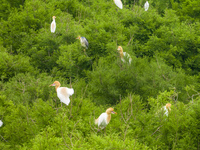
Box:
167;107;171;112
55;85;59;91
106;113;111;124
119;49;124;58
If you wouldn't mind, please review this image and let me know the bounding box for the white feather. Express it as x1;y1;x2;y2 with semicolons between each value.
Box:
80;37;89;49
57;87;74;105
114;0;123;9
122;52;132;64
162;106;169;116
96;113;108;129
144;1;149;11
50;18;56;33
0;120;3;127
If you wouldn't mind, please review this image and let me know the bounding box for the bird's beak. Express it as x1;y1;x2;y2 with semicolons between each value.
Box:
111;111;117;114
117;48;120;50
49;83;55;87
76;37;79;39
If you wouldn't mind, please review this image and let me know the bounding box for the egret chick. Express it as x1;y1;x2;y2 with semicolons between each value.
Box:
95;108;117;130
50;16;56;33
144;1;149;11
117;46;132;64
113;0;123;9
49;81;74;106
76;36;89;49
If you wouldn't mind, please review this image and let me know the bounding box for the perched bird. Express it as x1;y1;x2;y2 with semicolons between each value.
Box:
49;81;74;106
50;16;56;33
95;108;117;129
144;1;149;11
76;36;89;49
113;0;123;9
117;46;132;64
0;120;3;127
162;103;171;117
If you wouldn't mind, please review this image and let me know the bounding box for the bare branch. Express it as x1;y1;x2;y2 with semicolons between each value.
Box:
0;134;8;142
70;120;80;147
120;95;127;124
127;34;134;46
151;125;163;136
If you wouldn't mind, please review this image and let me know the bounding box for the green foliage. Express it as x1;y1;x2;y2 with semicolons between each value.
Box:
0;47;34;81
88;56;197;104
1;73;52;104
1;0;200;149
174;0;200;22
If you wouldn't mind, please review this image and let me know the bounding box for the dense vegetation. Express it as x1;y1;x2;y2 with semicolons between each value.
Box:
0;0;200;149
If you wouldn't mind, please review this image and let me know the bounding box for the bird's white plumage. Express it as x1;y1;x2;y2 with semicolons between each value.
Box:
117;46;132;64
114;0;123;9
122;52;132;64
0;120;3;127
144;1;149;11
96;113;108;129
57;87;74;105
51;16;56;33
162;106;169;116
80;37;89;49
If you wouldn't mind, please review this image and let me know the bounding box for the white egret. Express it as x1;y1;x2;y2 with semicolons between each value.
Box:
144;1;149;11
162;103;171;117
95;108;117;129
113;0;123;9
50;16;56;33
76;36;89;49
117;46;132;64
49;81;74;106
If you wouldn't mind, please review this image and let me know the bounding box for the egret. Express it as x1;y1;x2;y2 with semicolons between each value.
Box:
0;120;3;127
95;108;117;130
76;36;89;49
117;46;132;64
144;1;149;11
50;16;56;33
113;0;123;9
162;103;171;117
49;81;74;106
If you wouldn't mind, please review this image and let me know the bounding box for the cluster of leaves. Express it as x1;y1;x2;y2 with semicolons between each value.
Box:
1;0;200;149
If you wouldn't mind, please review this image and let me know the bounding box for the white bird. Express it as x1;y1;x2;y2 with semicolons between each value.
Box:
49;81;74;106
0;120;3;127
117;46;132;64
144;1;149;11
113;0;123;9
95;108;117;129
50;16;56;33
76;36;89;49
162;103;171;117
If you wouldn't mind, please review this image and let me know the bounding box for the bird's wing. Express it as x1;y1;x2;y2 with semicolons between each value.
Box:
66;87;74;96
123;52;132;64
114;0;123;9
144;2;149;11
123;52;132;59
161;106;169;116
83;37;89;49
163;106;169;115
98;113;107;128
51;21;56;33
57;87;73;105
